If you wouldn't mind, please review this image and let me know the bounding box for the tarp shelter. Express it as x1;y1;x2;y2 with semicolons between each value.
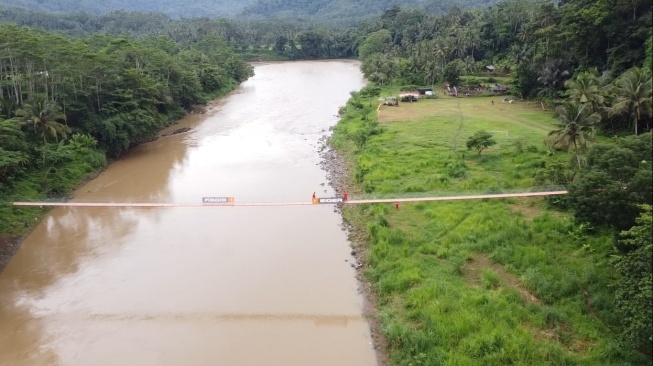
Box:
417;88;433;95
485;65;495;71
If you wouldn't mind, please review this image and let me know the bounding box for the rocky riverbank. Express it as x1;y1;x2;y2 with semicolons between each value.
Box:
318;128;389;366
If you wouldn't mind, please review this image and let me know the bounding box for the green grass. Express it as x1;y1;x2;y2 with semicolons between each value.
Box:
334;91;650;365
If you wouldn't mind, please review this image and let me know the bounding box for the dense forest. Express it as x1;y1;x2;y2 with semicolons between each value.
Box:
0;0;504;21
0;22;253;236
0;0;249;18
1;0;651;361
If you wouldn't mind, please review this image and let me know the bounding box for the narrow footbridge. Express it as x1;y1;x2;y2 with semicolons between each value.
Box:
10;190;568;208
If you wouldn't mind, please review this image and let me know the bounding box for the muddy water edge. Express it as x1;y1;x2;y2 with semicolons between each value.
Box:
0;60;381;366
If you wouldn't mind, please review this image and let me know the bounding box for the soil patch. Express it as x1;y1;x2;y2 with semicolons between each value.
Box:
462;252;541;304
525;322;592;355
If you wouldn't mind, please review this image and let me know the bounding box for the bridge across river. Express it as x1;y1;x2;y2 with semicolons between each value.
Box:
11;190;568;208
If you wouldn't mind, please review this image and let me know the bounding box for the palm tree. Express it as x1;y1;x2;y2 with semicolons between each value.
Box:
548;101;601;169
566;70;603;106
610;67;652;135
537;60;571;98
565;69;613;130
462;56;477;76
16;99;70;144
423;60;440;90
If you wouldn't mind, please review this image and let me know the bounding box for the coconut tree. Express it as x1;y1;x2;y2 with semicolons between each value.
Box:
610;67;652;135
16;99;70;144
548;101;601;169
566;70;604;107
462;56;478;76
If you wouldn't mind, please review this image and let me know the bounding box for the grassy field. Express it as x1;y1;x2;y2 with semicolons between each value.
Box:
332;91;650;365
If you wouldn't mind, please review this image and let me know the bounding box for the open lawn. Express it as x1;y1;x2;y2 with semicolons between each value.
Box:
334;92;650;365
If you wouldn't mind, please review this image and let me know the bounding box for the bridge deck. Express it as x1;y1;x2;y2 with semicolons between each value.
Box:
11;191;568;208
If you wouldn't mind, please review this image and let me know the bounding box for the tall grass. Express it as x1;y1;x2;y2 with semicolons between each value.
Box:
336;91;650;365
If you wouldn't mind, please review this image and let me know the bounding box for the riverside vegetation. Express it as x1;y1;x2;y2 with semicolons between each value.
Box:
0;24;253;264
330;86;651;365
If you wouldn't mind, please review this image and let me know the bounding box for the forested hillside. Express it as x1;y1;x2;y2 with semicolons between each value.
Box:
242;0;503;23
0;0;249;18
0;0;503;22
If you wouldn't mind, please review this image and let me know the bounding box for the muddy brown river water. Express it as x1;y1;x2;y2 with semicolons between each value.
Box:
0;61;378;366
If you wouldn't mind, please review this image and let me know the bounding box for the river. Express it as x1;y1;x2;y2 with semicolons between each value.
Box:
0;60;378;366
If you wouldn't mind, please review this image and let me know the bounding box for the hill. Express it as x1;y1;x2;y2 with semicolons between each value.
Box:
0;0;503;21
242;0;501;22
0;0;250;18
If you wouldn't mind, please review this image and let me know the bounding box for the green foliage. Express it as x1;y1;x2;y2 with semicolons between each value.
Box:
610;67;652;135
358;29;392;60
645;36;652;71
361;54;399;86
443;60;463;87
359;85;381;99
16;99;70;143
512;63;539;99
334;95;649;364
0;24;252;158
613;205;652;354
568;133;652;231
466;130;496;156
547;101;601;169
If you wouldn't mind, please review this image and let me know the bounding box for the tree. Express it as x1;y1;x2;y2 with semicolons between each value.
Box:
0;119;29;184
537;59;572;99
358;30;392;60
567;133;652;231
466;130;496;155
613;205;652;354
443;60;463;86
610;67;652;135
548;101;601;169
461;56;478;76
565;69;609;110
296;31;324;59
16;99;70;144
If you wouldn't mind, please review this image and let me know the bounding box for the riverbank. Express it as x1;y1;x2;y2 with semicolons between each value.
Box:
319;131;390;366
328;90;651;365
